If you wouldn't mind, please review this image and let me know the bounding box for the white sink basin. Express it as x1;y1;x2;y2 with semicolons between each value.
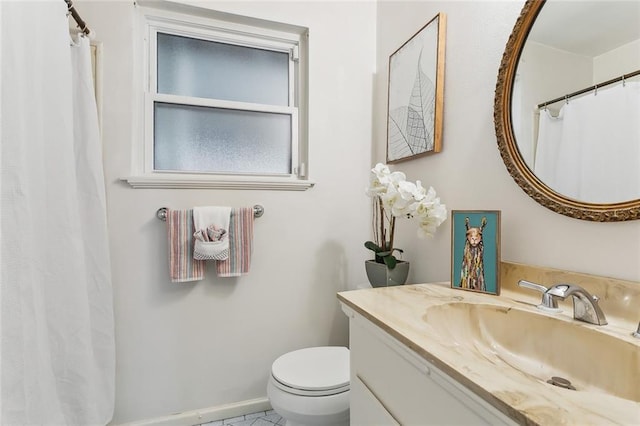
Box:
424;302;639;402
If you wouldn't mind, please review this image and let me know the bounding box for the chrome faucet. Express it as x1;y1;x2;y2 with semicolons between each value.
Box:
518;280;608;326
545;284;608;325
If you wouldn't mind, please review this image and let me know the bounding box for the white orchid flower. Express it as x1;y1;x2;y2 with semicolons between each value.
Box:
417;218;439;238
424;186;438;202
414;188;447;239
415;198;433;218
417;208;447;238
397;180;417;200
373;164;395;186
391;197;418;217
365;178;386;196
380;182;400;211
412;180;427;201
366;164;390;196
390;181;416;217
372;163;390;177
385;171;406;187
430;203;448;225
365;163;446;250
366;164;407;197
420;198;447;220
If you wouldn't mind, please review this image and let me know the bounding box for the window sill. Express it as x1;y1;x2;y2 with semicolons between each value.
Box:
121;174;315;191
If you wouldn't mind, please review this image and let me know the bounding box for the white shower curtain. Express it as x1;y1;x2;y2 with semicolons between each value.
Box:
1;2;115;425
534;81;640;203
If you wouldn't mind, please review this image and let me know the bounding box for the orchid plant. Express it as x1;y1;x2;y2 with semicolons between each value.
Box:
365;163;447;269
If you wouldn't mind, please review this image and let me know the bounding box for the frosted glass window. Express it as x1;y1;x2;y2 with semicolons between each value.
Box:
157;33;290;106
136;6;307;185
154;102;292;174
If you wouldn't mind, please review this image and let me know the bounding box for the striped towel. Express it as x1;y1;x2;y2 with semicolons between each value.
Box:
167;209;205;282
216;207;254;277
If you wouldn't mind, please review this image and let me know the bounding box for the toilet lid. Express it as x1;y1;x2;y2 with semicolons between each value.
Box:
271;346;349;392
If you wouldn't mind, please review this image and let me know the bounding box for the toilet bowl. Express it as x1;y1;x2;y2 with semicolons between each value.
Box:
267;346;350;426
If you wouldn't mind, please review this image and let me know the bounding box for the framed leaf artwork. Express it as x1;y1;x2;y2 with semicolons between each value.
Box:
387;13;446;163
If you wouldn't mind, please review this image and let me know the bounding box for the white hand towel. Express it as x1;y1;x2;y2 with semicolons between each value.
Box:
193;206;232;260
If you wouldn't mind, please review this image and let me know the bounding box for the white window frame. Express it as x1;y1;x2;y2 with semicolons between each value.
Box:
124;2;312;190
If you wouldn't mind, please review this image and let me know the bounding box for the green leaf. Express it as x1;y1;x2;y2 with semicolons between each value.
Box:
383;255;397;270
364;241;382;252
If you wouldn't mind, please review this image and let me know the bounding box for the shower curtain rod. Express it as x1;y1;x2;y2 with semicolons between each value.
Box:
65;0;91;36
537;68;640;109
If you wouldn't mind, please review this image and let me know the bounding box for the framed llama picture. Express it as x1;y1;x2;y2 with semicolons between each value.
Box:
386;13;446;163
451;210;501;295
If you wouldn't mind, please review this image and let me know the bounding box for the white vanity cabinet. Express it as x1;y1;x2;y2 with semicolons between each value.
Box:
342;305;517;426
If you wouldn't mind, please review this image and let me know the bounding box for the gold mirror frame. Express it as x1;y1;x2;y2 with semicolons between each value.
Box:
494;0;640;222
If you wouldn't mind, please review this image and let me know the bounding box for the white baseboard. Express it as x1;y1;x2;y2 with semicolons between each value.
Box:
116;398;272;426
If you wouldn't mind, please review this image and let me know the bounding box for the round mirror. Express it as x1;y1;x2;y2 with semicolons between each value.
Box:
494;0;640;221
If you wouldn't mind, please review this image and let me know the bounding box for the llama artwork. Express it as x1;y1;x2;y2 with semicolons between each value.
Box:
459;216;487;291
451;210;500;295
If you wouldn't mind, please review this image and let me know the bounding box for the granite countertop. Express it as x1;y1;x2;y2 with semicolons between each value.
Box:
337;283;640;426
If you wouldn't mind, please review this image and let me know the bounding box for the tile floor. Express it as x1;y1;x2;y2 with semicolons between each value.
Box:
198;410;285;426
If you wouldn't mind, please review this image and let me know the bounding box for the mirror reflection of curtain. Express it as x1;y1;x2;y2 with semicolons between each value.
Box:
534;81;640;203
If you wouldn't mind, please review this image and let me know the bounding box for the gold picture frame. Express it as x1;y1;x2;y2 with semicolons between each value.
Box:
387;13;446;163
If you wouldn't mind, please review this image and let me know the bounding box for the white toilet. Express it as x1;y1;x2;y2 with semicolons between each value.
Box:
267;346;350;426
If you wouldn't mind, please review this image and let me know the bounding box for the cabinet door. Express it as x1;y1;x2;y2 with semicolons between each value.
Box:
349;314;516;426
351;375;400;426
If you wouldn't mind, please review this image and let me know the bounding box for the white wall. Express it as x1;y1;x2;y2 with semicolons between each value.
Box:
78;1;376;423
374;1;640;286
594;38;640;82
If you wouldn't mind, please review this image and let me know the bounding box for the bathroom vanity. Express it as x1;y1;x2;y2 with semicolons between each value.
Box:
342;300;516;425
338;262;640;425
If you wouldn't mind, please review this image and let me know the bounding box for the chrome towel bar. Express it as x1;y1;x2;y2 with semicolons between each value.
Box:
156;205;264;221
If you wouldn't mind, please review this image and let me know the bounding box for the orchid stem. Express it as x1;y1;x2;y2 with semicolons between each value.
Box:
388;215;395;252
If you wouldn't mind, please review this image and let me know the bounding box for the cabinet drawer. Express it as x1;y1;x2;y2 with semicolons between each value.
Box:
351;375;400;426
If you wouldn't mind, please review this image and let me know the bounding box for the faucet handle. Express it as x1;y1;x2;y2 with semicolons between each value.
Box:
518;280;548;293
517;280;562;312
